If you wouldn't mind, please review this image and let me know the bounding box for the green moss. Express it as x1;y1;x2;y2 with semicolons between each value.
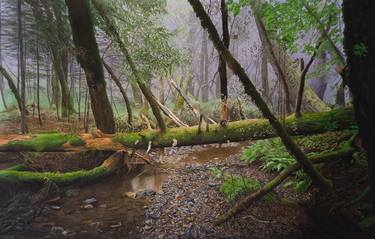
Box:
0;133;86;152
68;136;86;146
114;108;355;148
0;166;110;186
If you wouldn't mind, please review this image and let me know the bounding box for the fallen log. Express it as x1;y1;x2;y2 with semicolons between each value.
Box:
0;151;125;186
214;139;357;225
0;108;355;152
114;108;355;149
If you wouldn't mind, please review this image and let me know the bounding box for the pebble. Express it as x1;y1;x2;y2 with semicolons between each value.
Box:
83;204;94;209
83;197;97;204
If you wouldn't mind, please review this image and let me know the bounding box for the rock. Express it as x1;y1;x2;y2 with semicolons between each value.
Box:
65;189;80;197
83;204;94;209
208;182;219;187
144;225;153;231
50;205;61;210
99;204;107;209
145;219;154;225
50;226;65;235
137;189;156;198
83;197;97;204
124;192;137;199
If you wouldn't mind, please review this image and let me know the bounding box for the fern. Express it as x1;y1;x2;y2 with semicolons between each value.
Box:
219;175;261;201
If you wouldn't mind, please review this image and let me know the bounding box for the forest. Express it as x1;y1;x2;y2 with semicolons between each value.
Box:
0;0;374;238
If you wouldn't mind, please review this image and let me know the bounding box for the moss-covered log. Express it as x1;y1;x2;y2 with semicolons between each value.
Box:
115;108;355;148
0;133;86;152
0;151;125;186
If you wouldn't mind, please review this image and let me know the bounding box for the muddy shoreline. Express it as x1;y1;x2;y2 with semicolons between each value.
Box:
0;141;369;238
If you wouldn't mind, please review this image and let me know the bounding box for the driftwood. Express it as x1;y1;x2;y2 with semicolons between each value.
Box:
170;80;217;124
155;97;189;127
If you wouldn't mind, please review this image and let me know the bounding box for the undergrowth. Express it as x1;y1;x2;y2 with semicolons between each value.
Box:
240;131;353;192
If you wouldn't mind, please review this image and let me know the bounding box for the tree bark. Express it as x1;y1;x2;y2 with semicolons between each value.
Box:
66;0;115;133
343;0;375;209
187;0;332;190
103;61;133;126
219;0;230;125
91;0;166;132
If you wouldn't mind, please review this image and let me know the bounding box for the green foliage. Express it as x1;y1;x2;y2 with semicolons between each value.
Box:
219;175;260;201
354;42;368;57
94;0;184;81
241;131;353;192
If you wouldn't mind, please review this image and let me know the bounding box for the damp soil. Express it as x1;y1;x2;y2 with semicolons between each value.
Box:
0;139;370;238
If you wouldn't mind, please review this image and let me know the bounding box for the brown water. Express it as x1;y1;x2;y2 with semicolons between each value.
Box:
4;142;249;238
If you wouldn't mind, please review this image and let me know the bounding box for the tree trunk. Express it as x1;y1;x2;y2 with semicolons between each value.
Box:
343;0;375;208
103;61;133;126
296;41;321;117
0;5;8;111
219;0;230;125
187;0;332;189
18;0;28;134
66;0;115;134
202;31;209;102
51;49;74;118
36;34;42;126
0;66;25;114
91;0;166;132
261;49;269;101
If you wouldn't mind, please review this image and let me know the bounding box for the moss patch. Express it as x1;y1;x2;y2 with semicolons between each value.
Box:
0;133;86;152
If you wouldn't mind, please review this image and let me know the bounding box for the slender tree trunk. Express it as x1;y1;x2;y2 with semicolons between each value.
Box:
201;31;209;102
343;0;375;209
103;61;133;126
187;0;331;189
261;48;269;101
66;0;115;133
46;63;52;107
91;0;166;132
0;4;8;111
219;0;230;125
159;76;165;105
296;41;321;117
77;67;82;121
36;34;42;126
18;0;28;134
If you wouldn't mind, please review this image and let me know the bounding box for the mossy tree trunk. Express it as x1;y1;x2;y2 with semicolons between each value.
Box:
187;0;332;189
343;0;375;208
91;0;166;132
65;0;115;133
